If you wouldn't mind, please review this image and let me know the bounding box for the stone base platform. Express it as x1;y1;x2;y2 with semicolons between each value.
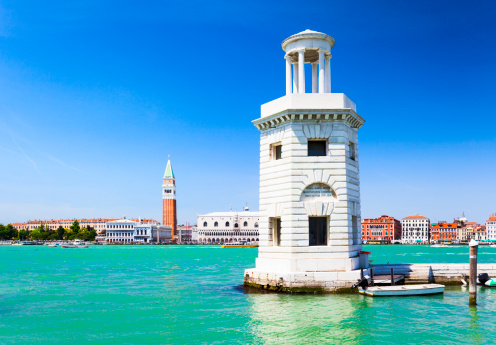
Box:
243;268;370;293
243;263;496;293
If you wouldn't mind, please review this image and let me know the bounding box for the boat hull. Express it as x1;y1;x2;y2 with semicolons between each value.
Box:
359;284;445;297
221;244;258;248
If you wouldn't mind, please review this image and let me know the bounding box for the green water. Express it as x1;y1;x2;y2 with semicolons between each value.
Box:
0;245;495;344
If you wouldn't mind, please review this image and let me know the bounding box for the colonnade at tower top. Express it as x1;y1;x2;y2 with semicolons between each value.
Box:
282;29;335;95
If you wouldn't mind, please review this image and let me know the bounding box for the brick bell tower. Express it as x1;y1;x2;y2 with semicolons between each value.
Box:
162;155;177;239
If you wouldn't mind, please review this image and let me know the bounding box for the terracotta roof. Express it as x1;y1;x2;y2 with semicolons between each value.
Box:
403;215;428;219
487;216;496;221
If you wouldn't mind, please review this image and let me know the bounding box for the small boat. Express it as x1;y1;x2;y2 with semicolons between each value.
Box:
46;243;59;247
221;241;258;248
359;284;445;297
431;244;448;248
485;278;496;288
61;239;88;249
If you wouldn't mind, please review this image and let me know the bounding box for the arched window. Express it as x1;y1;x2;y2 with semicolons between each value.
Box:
225;221;230;227
214;222;218;227
243;221;248;227
234;223;239;228
203;222;208;227
254;222;259;228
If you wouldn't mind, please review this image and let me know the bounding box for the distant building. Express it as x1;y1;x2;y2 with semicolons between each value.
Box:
474;224;487;242
361;215;401;243
197;206;259;244
486;213;496;241
162;156;177;239
401;215;430;244
105;218;171;243
459;222;480;242
177;225;195;242
12;218;158;234
430;221;460;243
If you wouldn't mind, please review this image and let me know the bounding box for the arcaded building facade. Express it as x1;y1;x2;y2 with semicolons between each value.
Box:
197;206;259;243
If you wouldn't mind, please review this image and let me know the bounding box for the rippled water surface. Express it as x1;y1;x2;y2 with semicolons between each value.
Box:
0;245;495;344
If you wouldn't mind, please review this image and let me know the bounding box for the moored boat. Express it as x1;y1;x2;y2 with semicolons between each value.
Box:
359;284;445;297
61;239;88;248
221;241;258;248
485;278;496;288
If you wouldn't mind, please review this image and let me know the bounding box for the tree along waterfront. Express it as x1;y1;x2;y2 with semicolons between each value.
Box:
0;220;97;241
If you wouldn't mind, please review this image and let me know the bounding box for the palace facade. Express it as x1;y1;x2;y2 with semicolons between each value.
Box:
197;206;259;243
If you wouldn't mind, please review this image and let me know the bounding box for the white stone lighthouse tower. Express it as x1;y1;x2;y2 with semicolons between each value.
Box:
244;30;368;292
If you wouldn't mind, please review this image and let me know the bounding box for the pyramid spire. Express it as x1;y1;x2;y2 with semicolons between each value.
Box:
164;155;174;179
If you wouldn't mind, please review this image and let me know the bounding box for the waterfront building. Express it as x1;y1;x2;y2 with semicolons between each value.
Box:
177;225;195;242
474;224;487;241
361;215;402;243
401;215;430;244
105;218;171;243
244;30;369;292
197;206;259;243
430;221;460;243
459;221;480;242
486;213;496;241
162;156;177;239
12;218;158;234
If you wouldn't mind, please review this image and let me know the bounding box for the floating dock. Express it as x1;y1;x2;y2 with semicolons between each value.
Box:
371;263;496;284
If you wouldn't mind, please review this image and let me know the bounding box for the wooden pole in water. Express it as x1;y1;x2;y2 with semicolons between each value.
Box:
391;267;394;286
469;239;478;306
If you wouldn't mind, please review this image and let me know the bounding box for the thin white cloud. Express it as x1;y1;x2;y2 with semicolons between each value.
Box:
42;153;86;174
9;130;41;175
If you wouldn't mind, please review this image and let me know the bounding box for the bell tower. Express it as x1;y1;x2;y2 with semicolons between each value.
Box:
244;30;369;292
162;155;177;239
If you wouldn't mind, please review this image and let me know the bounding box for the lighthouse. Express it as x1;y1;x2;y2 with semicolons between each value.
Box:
162;155;177;239
244;30;369;292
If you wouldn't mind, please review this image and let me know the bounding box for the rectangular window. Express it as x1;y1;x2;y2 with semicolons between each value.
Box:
352;216;359;245
270;217;281;246
308;140;327;157
309;217;327;246
349;142;356;160
270;143;282;160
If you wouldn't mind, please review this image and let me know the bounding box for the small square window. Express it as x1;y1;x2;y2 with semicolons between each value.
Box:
270;143;282;160
308;140;327;157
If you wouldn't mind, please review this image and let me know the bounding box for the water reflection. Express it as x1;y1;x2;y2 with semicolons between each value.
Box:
246;293;369;344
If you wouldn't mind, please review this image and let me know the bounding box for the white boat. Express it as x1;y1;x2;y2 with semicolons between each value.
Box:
431;244;448;248
485;279;496;288
359;284;445;297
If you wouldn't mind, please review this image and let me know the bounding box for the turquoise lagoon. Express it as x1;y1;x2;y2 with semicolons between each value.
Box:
1;245;495;344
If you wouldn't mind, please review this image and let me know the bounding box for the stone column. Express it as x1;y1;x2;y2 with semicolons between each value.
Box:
298;49;305;94
318;50;325;93
293;62;299;94
311;63;318;93
285;55;292;95
325;54;331;93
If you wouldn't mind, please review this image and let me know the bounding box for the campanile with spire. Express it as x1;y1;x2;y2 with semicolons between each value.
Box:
162;155;177;238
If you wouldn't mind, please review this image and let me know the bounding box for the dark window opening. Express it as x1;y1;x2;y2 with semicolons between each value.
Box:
271;217;281;246
309;217;327;246
349;142;356;160
308;140;326;156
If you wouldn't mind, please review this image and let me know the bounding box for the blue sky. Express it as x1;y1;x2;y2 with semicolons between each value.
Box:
0;0;495;225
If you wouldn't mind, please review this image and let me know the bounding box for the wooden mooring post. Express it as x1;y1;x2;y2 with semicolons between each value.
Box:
469;239;478;306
